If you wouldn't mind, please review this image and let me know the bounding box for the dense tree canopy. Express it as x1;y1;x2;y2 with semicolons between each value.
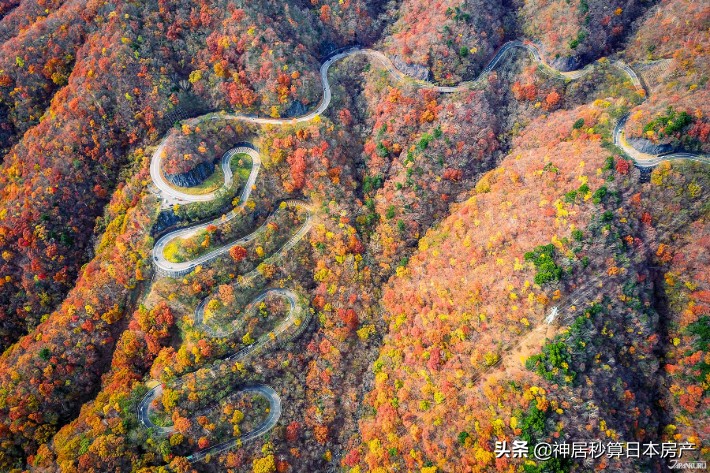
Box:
0;0;707;471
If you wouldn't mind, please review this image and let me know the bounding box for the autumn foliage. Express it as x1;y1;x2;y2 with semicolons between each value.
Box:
0;1;707;472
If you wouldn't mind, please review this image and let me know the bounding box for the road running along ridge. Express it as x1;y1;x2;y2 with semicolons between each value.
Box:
142;38;709;462
150;40;708;209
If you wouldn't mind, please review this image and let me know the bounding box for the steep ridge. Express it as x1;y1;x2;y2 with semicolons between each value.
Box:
1;2;708;468
380;0;510;85
0;1;189;354
136;37;707;464
621;0;710;155
519;0;650;71
355;107;709;471
0;0;99;157
0;0;333;357
153;41;708;188
0;0;68;42
0;0;700;360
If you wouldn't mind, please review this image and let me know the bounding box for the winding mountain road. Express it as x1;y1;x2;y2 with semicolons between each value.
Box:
151;140;249;205
140;38;708;463
143;135;312;460
614;114;710;168
138;288;304;461
152;198;311;277
187;385;282;463
151;41;706;208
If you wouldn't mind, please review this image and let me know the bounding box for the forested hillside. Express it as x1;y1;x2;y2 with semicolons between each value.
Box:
0;0;707;472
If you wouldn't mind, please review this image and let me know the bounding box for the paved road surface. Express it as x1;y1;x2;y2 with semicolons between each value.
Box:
152;199;311;277
137;288;305;460
140;38;708;463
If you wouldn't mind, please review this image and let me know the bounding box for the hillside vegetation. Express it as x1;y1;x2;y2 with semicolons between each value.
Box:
0;1;707;472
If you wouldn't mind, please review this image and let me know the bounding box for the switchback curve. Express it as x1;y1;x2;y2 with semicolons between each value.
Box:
138;287;308;462
150;41;706;206
140;37;708;463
